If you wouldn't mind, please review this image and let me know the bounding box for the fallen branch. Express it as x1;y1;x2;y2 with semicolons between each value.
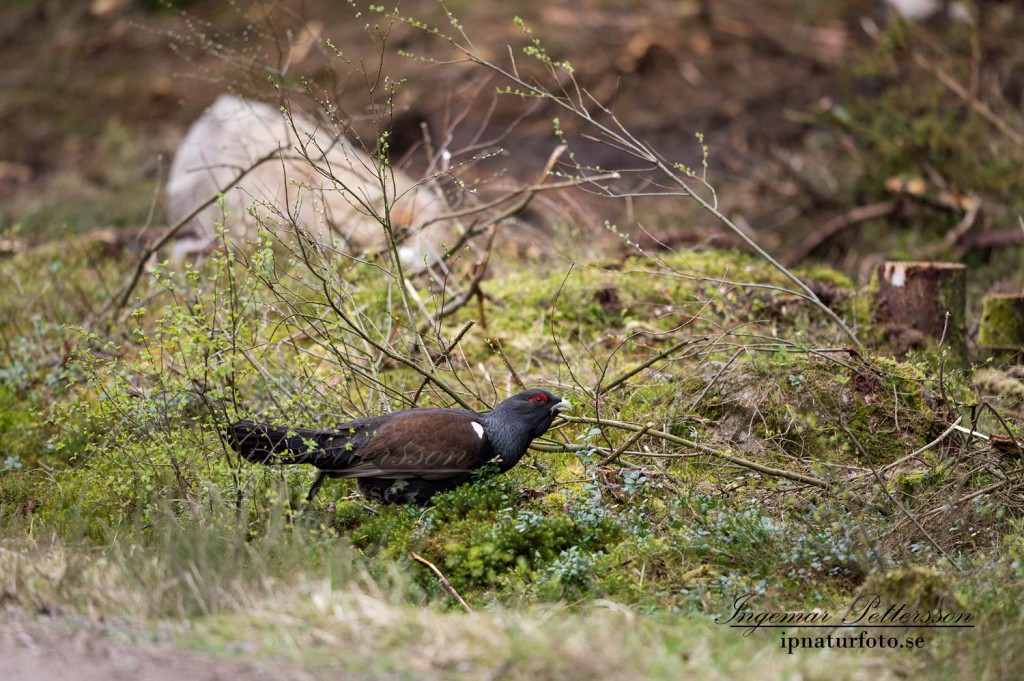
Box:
786;201;897;265
411;551;472;613
984;400;1024;460
958;229;1024;255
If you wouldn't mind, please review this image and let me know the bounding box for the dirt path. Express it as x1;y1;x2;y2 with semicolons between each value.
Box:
1;612;315;681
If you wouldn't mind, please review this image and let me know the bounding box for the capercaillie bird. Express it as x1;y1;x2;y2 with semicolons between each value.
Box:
227;389;571;504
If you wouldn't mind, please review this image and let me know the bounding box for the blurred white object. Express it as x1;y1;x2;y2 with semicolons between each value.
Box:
164;94;452;267
884;0;971;23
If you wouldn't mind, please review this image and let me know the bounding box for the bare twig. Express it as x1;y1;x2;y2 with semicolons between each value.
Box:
432;225;499;322
489;337;525;391
407;15;863;346
839;422;961;572
596;422;653;467
411;319;476;404
877;416;963;476
983;401;1024;460
918;479;1009;520
104;146;288;320
411;551;472;613
688;348;745;412
566;415;829;488
911;51;1024;148
599;336;708;396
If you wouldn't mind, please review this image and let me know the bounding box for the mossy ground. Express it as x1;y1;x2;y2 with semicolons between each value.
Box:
1;228;1021;679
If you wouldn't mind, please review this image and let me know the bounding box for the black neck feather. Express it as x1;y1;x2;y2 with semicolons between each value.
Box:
482;410;535;470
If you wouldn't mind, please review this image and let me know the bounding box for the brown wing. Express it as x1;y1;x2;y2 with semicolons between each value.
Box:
338;410;488;480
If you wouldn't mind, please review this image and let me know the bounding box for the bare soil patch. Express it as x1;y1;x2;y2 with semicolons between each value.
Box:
2;610;313;681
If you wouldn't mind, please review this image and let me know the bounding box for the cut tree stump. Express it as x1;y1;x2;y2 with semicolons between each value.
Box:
874;261;967;361
978;294;1024;364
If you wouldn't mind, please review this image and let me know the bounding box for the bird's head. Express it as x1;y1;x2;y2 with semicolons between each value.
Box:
490;389;571;439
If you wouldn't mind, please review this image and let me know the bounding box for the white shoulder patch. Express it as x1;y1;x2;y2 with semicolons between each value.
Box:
471;422;485;439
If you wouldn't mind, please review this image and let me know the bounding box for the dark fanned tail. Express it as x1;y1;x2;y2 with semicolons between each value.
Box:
226;420;335;466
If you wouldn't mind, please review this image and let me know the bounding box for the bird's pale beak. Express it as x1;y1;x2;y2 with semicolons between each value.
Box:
553;399;572;414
